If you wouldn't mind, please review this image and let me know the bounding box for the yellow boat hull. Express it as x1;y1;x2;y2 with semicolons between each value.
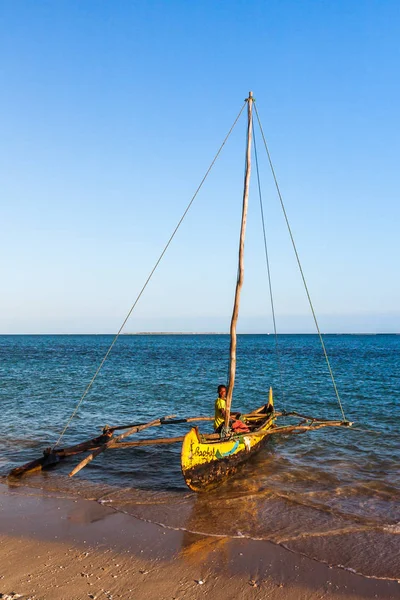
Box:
181;399;275;492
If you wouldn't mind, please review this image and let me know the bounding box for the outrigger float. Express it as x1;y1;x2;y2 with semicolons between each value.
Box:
9;92;352;491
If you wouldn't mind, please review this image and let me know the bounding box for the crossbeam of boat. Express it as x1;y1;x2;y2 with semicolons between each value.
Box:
111;418;352;447
228;418;353;440
115;435;185;447
68;414;179;477
278;410;352;424
74;418;353;454
8;414;214;478
8;412;352;479
104;415;213;433
68;413;220;477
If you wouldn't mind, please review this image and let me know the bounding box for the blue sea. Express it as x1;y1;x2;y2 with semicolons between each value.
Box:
1;334;399;580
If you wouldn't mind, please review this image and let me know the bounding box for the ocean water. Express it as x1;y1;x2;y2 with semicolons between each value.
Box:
1;334;399;580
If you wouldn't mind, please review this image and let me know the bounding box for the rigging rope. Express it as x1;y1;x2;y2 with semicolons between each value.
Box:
253;121;286;409
253;104;347;423
53;102;247;449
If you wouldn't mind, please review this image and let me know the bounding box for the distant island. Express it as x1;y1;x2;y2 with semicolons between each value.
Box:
123;332;230;335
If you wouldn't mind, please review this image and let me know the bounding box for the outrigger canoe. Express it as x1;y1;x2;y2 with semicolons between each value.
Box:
7;92;352;490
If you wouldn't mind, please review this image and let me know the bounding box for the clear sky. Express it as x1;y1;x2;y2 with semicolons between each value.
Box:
1;0;399;334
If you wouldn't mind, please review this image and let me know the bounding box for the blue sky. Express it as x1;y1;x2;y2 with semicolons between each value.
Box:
1;0;399;333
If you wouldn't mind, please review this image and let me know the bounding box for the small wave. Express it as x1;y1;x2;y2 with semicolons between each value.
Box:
336;565;399;582
101;499;400;581
383;523;400;534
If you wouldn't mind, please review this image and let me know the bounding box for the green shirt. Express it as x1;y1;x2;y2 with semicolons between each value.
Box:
214;396;226;430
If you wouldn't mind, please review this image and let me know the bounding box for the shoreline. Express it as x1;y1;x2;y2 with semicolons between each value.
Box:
0;483;398;599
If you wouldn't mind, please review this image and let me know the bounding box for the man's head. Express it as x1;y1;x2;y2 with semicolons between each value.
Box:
217;385;227;398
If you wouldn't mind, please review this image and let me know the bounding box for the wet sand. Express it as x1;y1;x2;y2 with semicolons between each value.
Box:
0;483;398;600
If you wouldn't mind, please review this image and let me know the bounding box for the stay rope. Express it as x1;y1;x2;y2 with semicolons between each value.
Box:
253;104;347;423
253;121;286;409
53;102;247;449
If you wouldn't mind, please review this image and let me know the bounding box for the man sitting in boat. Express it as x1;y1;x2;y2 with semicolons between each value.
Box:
214;384;246;433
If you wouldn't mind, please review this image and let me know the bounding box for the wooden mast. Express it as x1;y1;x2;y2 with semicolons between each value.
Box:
224;91;254;429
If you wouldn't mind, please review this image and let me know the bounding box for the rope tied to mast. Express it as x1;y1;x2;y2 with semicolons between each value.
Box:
52;101;247;449
253;103;348;423
253;122;286;409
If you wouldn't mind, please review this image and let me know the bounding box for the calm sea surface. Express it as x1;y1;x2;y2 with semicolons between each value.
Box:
1;334;399;579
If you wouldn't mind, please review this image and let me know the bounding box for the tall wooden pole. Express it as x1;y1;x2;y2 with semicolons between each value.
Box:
224;91;254;429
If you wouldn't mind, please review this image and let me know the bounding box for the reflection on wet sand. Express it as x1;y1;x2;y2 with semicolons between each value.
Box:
180;532;230;563
67;501;116;525
178;479;262;571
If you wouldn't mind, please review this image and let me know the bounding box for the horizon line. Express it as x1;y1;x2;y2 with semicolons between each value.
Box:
1;332;399;336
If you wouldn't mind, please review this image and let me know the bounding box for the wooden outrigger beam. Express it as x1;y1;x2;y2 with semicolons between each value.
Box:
115;435;185;448
280;410;352;424
238;418;352;438
85;418;352;452
104;415;213;433
68;414;176;477
8;414;212;478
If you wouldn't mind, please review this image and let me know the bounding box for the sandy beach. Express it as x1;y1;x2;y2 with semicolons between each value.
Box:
0;483;398;600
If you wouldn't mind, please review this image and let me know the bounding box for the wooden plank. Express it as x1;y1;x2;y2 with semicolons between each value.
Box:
105;415;212;433
230;419;351;439
280;410;350;423
115;436;185;448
